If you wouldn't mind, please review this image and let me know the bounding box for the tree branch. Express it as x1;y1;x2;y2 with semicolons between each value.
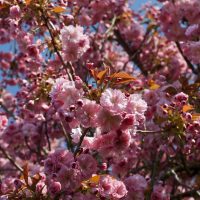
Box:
1;104;16;119
176;41;197;75
170;188;200;199
114;29;148;76
60;122;73;152
74;128;89;157
0;146;23;173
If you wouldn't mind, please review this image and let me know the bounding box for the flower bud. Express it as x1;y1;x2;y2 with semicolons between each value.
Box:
99;163;107;171
76;99;83;107
48;182;61;197
74;76;83;89
14;179;22;189
70;105;75;111
86;63;94;69
65;112;74;122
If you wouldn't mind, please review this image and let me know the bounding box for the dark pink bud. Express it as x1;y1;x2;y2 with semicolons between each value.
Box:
70;105;75;111
163;104;168;109
116;78;122;82
125;93;130;97
86;63;94;69
75;76;83;89
106;76;111;80
163;110;168;115
48;182;61;197
88;84;92;89
99;163;107;171
76;99;83;107
14;179;22;189
165;93;170;97
65;112;74;122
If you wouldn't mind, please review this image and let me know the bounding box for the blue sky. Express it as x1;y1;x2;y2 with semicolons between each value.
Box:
0;0;159;95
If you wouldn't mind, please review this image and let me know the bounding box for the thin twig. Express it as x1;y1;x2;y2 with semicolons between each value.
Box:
44;119;51;151
60;122;73;152
99;14;116;54
74;128;89;157
158;163;200;181
1;104;16;119
176;42;197;75
0;169;18;171
170;169;192;190
146;151;163;200
41;10;74;81
114;29;148;76
136;132;145;168
123;27;154;70
170;188;200;199
0;146;23;172
137;129;169;134
25;137;38;154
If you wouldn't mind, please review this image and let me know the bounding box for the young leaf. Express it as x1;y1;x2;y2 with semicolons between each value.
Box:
192;113;200;121
90;68;98;81
53;7;68;13
183;105;194;113
150;84;160;90
168;109;172;115
148;75;154;86
19;175;24;180
162;86;177;95
23;164;29;187
97;67;108;86
30;174;42;191
26;0;32;6
111;72;136;86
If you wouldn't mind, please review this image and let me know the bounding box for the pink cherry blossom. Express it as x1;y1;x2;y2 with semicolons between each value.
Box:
100;88;127;113
77;154;97;180
97;108;123;132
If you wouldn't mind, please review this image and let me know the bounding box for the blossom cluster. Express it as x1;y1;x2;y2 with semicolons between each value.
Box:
1;0;200;200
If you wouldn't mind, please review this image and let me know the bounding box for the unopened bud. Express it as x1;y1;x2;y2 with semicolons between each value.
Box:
14;179;22;189
99;163;107;171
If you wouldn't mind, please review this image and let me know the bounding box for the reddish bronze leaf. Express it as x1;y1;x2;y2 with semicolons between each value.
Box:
23;164;29;187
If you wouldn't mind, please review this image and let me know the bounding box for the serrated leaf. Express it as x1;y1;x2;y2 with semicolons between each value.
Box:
168;109;172;115
150;84;160;90
30;174;41;191
111;72;136;86
53;6;68;13
183;105;194;113
162;86;177;95
192;113;200;121
90;68;98;81
148;75;154;86
97;67;108;86
179;76;189;87
26;0;32;6
0;3;9;9
23;164;29;187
